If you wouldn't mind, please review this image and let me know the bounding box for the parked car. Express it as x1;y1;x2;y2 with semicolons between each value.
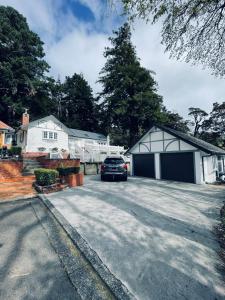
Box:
101;156;128;181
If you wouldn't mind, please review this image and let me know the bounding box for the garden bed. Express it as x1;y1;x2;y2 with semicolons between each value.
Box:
33;182;68;194
33;167;84;194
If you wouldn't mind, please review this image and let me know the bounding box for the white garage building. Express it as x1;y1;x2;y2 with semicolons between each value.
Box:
128;125;225;184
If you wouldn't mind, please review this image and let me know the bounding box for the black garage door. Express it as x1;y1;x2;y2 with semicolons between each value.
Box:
160;152;195;183
133;154;155;178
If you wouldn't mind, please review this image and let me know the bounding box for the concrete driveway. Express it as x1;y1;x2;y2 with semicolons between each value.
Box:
46;176;225;300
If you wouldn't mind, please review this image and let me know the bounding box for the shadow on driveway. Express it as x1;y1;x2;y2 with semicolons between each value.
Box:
47;176;225;300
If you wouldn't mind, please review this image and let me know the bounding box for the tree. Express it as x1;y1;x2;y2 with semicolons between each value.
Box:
50;78;65;120
63;73;98;131
27;78;58;120
98;23;164;147
208;102;225;134
0;6;49;125
122;0;225;76
162;109;189;133
188;107;208;137
201;102;225;148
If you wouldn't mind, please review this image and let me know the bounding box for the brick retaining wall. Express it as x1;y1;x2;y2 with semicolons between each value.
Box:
0;161;23;179
37;158;80;169
22;152;49;159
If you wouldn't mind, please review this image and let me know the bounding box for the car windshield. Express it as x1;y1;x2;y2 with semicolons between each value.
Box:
104;158;124;164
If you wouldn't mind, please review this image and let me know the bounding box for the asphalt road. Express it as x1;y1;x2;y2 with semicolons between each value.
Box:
0;199;80;300
46;175;225;300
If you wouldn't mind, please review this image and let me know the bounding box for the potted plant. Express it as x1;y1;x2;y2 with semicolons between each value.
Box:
76;172;84;186
57;166;80;187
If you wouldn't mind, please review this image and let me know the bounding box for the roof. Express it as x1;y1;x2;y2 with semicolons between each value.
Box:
25;115;107;141
24;115;64;128
0;121;14;131
128;124;225;156
69;128;107;141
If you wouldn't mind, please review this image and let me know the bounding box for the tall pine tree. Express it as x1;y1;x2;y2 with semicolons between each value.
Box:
63;73;98;131
98;23;164;147
0;6;49;125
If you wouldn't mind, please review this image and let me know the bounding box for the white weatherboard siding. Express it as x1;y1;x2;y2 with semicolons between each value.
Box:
26;118;69;153
203;155;217;183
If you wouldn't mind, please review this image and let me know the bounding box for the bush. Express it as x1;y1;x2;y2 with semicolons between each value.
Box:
11;146;22;156
34;168;59;186
57;167;80;176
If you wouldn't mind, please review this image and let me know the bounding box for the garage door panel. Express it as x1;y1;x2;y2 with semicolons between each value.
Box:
133;154;155;178
160;152;195;183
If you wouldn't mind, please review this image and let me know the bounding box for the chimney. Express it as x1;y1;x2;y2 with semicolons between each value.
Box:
22;109;29;126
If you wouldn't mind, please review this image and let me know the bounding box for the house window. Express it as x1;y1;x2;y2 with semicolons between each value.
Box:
42;131;58;140
43;131;48;139
5;134;12;144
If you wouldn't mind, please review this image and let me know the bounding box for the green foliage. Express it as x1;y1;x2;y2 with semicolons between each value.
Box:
62;73;98;131
201;102;225;148
188;107;208;137
10;146;22;156
122;0;225;76
98;23;165;147
34;168;58;186
0;6;49;126
160;109;189;133
57;167;80;176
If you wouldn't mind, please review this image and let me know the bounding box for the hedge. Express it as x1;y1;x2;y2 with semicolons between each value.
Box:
57;167;80;176
34;168;59;186
10;146;22;156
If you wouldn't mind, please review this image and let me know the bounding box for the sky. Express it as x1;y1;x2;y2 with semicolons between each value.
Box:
0;0;224;118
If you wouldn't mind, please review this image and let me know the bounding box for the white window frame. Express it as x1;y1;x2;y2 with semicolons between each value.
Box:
42;131;58;141
43;131;48;139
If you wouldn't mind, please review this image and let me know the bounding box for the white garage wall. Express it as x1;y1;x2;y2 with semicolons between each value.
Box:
203;155;217;183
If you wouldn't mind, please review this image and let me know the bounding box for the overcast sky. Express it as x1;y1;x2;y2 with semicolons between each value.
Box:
1;0;224;118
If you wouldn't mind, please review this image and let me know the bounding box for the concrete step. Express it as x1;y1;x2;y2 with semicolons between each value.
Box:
23;162;42;166
23;161;40;165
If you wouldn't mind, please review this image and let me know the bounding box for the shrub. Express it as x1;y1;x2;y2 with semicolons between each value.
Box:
11;146;22;156
57;167;80;176
34;168;59;186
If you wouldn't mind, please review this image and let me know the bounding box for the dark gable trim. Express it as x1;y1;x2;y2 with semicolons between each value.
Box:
156;125;212;154
126;124;225;155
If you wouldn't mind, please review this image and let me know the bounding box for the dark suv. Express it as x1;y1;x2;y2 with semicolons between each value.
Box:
101;156;128;181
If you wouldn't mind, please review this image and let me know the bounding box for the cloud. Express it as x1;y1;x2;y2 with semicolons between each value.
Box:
0;0;224;118
46;23;108;92
132;20;225;117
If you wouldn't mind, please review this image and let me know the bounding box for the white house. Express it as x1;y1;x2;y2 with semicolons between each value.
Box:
127;125;225;184
16;113;126;162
